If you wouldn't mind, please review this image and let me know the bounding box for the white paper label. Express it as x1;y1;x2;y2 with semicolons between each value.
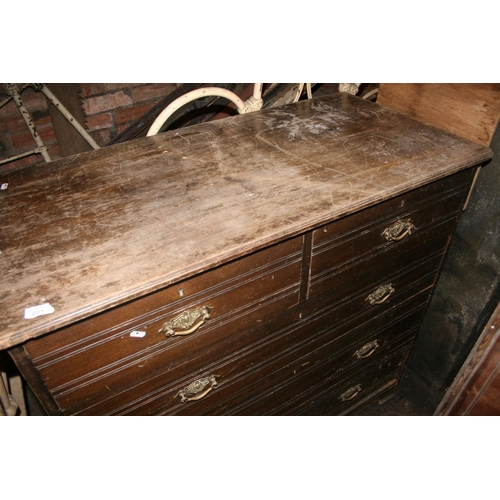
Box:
24;303;55;319
130;330;146;338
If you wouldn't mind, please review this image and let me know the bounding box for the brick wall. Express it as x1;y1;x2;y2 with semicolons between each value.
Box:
79;83;178;145
0;86;59;172
0;83;179;174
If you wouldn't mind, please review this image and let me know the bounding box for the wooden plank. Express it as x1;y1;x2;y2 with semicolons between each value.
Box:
8;345;61;415
377;84;500;146
435;300;500;415
0;93;492;350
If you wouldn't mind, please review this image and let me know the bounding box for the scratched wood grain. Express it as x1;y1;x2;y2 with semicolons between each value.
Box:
0;93;493;349
377;83;500;147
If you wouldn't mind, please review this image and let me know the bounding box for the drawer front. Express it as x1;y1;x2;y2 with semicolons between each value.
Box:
216;304;424;416
293;346;412;416
122;299;423;416
309;225;453;305
309;168;473;299
312;167;473;251
23;236;303;415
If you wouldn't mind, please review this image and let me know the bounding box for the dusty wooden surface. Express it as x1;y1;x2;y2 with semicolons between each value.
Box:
377;84;500;147
0;93;492;350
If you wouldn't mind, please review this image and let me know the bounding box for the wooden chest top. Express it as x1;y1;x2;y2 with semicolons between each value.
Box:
0;93;492;349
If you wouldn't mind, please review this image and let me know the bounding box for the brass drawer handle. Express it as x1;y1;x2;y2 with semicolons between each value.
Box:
339;384;362;402
382;219;416;242
354;340;380;359
176;375;220;403
366;284;395;305
159;305;212;337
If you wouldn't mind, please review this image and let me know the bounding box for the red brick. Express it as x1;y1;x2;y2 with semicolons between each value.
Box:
10;123;56;149
0;97;19;116
0;89;49;114
38;123;56;140
0;101;49;126
117;122;132;134
114;102;152;124
21;91;49;113
131;84;176;103
4;114;50;135
48;143;61;159
106;84;143;91
31;114;52;126
84;112;113;131
79;83;106;97
91;129;111;145
83;91;133;115
0;114;25;134
10;131;39;150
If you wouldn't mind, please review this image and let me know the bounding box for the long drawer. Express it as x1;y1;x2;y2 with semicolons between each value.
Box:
21;236;303;415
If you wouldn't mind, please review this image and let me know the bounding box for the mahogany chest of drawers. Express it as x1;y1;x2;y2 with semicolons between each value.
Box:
0;93;492;415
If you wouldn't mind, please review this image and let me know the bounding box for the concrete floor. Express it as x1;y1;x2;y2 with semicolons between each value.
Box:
357;366;440;416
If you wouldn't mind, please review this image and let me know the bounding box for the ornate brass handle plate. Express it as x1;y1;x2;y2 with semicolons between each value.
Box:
354;340;380;359
176;375;219;403
159;305;212;337
382;219;416;242
339;384;362;402
366;284;395;305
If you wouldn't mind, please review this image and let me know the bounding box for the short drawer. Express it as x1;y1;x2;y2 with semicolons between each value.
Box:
309;168;473;299
309;215;457;301
312;167;473;251
304;246;446;338
22;236;303;415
